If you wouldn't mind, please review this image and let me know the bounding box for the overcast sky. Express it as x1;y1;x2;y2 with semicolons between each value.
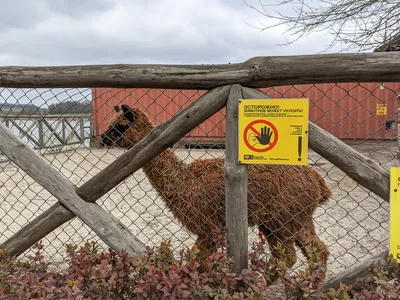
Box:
0;0;353;67
0;0;358;106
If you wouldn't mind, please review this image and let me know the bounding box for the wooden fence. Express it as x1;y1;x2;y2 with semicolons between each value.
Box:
0;52;399;292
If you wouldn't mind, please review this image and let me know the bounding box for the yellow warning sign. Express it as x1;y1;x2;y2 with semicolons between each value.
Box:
376;104;387;115
390;168;400;263
238;99;309;165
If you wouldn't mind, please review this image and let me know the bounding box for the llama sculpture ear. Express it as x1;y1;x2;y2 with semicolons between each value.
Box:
114;105;120;112
121;104;137;122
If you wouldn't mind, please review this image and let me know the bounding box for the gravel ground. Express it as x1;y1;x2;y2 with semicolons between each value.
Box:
0;141;397;280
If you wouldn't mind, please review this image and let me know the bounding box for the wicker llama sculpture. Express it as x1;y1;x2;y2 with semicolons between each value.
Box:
100;104;332;273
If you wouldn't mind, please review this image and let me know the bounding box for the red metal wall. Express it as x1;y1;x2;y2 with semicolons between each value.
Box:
92;82;400;141
92;88;225;141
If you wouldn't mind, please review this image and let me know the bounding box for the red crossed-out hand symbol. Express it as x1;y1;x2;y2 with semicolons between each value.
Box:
256;126;273;145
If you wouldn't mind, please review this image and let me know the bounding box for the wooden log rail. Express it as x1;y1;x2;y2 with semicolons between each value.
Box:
323;250;389;291
0;53;399;89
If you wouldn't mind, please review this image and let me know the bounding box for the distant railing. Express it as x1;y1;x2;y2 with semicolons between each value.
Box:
0;114;92;161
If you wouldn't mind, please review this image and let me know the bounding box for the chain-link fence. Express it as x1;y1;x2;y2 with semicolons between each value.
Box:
0;83;399;279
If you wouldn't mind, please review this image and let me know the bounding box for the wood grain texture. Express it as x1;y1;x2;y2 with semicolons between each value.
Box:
308;123;390;202
2;204;72;257
0;52;399;89
224;84;248;273
0;122;147;258
1;85;231;257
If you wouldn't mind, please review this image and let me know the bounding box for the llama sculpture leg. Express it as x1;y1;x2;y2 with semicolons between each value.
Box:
259;224;297;268
295;222;330;282
295;222;330;265
193;235;215;271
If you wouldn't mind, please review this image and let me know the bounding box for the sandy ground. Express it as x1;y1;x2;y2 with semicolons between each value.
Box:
0;140;397;280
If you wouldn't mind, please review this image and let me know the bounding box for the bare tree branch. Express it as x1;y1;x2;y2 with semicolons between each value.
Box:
244;0;400;52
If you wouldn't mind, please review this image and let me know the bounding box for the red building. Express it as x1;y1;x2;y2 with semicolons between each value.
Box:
92;82;400;143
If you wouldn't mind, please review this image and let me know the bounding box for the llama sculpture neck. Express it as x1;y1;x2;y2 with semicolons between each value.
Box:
136;112;188;204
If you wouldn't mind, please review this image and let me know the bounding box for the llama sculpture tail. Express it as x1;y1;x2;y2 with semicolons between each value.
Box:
318;176;332;205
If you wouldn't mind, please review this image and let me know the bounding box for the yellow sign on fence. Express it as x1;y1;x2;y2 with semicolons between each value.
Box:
390;168;400;263
376;104;388;115
238;99;309;165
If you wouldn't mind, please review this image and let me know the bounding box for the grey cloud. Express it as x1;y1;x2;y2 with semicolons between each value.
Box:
0;1;47;31
0;0;344;67
0;0;115;32
43;0;115;18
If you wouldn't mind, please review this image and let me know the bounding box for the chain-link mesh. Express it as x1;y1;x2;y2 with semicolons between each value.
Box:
0;83;398;278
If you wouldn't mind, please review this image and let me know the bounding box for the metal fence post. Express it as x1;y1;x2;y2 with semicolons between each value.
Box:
38;118;44;149
62;118;66;144
80;117;85;143
224;84;249;274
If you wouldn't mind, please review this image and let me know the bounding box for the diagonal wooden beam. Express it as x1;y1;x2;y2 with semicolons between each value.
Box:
1;85;231;257
0;122;146;258
323;250;389;291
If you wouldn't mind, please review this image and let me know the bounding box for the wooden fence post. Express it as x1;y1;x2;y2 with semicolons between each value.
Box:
62;118;66;144
224;84;249;273
80;117;85;143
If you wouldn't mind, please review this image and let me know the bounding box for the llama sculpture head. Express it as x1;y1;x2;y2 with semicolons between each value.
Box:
100;104;152;148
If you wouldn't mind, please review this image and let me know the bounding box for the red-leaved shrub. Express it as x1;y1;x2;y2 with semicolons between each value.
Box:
0;227;399;299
